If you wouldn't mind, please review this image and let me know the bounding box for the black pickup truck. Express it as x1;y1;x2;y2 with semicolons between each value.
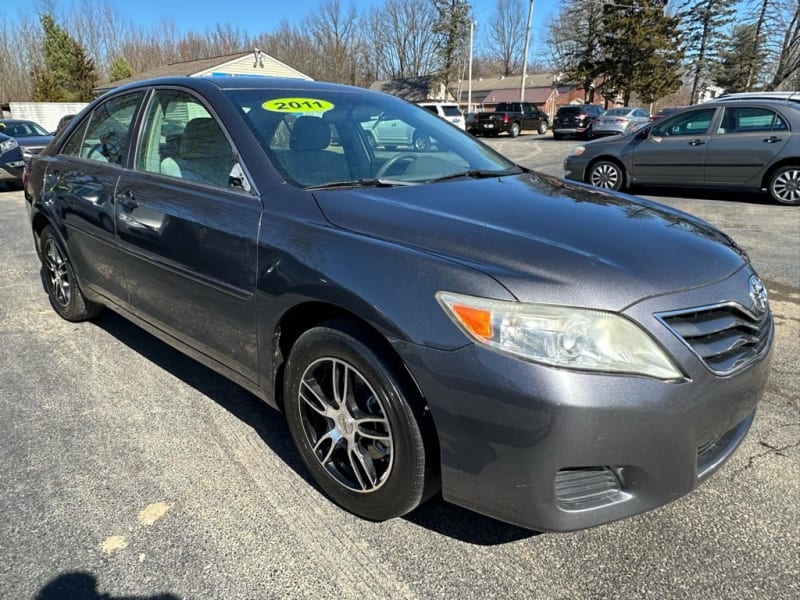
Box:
470;102;549;137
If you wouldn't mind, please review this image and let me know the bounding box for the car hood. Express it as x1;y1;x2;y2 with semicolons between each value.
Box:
313;172;747;310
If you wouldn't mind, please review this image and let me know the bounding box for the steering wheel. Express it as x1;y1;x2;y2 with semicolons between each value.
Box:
376;153;418;178
86;144;109;162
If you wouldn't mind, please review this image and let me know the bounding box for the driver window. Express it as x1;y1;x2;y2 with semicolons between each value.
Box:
136;90;239;189
66;92;143;164
653;108;716;137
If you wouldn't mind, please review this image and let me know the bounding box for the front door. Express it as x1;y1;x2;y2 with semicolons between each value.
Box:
116;88;262;381
631;107;718;184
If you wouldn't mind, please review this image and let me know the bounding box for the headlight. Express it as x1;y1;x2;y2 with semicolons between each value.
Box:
0;138;19;154
437;292;683;380
569;145;586;157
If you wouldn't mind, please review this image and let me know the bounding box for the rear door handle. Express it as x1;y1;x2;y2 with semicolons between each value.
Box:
763;136;782;143
688;139;705;146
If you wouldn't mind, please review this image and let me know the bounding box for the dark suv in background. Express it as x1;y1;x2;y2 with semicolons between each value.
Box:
553;104;604;140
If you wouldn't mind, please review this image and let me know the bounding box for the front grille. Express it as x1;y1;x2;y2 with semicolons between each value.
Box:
555;467;625;510
659;303;771;375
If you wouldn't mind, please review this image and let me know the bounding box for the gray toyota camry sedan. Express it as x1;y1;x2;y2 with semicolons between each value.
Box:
25;77;773;532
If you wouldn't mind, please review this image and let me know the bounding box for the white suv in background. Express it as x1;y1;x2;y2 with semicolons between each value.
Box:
418;102;466;130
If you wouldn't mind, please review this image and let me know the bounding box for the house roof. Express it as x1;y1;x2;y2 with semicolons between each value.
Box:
465;73;559;92
369;76;453;102
481;87;555;104
94;50;311;94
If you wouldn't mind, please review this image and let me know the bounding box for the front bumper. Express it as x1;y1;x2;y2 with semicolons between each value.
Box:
394;267;773;531
563;155;587;182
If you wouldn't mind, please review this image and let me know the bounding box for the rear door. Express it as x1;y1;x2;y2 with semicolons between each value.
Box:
702;105;791;186
630;107;718;184
115;88;262;380
42;91;145;306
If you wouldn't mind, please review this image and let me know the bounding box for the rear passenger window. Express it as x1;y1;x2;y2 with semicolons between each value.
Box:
63;92;143;164
717;107;788;134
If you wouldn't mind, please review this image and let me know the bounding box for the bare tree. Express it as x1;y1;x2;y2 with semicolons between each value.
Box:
304;0;363;85
486;0;525;76
363;0;441;79
763;0;800;90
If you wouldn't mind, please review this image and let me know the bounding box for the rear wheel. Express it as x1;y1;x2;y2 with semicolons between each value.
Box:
768;165;800;205
538;122;548;135
509;122;520;138
588;160;624;191
284;321;436;521
39;226;102;321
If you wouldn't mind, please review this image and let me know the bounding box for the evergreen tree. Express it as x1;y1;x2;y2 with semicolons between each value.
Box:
600;0;684;106
432;0;471;91
37;13;97;101
680;0;736;104
109;56;134;82
548;0;605;103
713;23;766;92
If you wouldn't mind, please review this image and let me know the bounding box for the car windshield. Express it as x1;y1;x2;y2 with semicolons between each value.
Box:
1;120;49;136
226;88;517;188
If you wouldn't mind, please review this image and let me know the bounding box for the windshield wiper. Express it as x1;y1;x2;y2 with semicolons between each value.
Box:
425;168;522;184
305;178;417;190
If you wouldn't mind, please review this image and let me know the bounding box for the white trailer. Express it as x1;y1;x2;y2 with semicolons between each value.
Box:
8;102;89;132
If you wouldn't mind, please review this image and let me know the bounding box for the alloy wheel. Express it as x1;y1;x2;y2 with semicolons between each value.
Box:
298;357;394;493
590;162;621;189
44;238;71;307
771;167;800;205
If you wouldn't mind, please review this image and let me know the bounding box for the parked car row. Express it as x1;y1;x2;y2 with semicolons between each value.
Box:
563;97;800;205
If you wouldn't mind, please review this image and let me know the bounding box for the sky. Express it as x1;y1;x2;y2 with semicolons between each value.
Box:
55;0;560;57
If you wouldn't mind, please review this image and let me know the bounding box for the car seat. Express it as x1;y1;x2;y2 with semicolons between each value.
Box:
160;117;233;187
284;116;349;186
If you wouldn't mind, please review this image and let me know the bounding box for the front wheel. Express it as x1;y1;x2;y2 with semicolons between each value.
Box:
768;165;800;205
588;160;625;191
39;226;102;321
284;321;436;521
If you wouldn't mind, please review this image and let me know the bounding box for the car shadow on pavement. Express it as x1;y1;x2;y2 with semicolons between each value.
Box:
35;571;179;600
92;312;536;545
636;186;774;205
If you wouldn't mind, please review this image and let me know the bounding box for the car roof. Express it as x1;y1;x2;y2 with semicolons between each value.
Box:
112;75;365;95
713;91;800;103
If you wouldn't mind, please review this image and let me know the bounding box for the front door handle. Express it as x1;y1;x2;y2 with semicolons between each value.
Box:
688;139;705;146
763;136;782;143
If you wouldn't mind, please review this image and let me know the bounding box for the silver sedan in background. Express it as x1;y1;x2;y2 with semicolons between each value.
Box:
594;107;651;136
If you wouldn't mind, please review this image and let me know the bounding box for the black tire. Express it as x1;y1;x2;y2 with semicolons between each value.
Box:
508;122;520;138
412;133;430;152
587;160;625;191
553;132;563;140
583;126;594;140
538;122;548;135
39;226;102;321
284;321;436;521
768;165;800;205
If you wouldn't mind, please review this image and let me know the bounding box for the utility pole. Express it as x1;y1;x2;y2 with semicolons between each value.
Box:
520;0;534;103
468;20;475;112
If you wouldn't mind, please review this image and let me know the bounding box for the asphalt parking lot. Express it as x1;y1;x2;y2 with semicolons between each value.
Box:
1;136;798;599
